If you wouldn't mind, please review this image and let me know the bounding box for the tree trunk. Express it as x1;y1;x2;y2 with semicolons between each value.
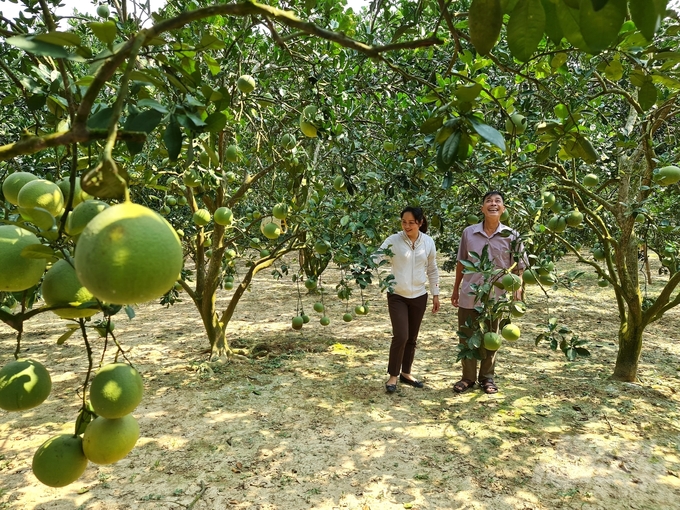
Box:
611;315;645;382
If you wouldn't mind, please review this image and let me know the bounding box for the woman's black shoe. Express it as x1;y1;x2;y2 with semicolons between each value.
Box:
399;374;424;388
385;383;397;393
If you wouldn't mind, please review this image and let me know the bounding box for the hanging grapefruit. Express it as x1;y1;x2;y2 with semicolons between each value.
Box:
74;202;183;304
2;171;39;205
0;225;47;292
82;414;139;465
0;359;52;411
89;363;144;419
42;259;98;319
32;434;88;487
17;179;64;217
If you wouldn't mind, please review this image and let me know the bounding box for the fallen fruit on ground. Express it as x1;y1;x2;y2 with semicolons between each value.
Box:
0;225;47;292
74;201;183;304
83;414;140;465
0;359;52;411
32;434;88;487
89;363;144;419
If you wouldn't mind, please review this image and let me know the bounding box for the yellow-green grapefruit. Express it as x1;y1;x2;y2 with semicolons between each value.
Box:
74;202;183;304
17;179;64;217
32;434;88;487
89;363;143;419
483;332;502;351
0;225;47;292
66;200;110;236
193;209;211;226
262;221;280;240
56;178;89;207
501;273;522;291
509;301;527;317
300;119;317;138
83;414;139;465
225;144;240;163
42;260;98;319
566;210;584;227
501;324;521;341
583;173;599;187
2;171;39;205
0;359;52;411
236;75;256;94
655;165;680;186
214;207;233;226
522;270;538;285
272;203;288;220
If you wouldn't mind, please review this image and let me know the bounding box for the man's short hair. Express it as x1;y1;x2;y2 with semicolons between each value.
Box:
483;190;504;203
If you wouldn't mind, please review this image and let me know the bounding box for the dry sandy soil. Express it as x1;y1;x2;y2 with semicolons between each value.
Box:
1;254;679;510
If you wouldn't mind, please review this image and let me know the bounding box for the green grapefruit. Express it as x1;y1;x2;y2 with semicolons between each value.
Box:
501;273;522;291
193;209;211;226
0;225;47;292
313;302;324;313
236;75;256;94
0;359;52;411
501;324;521;341
32;434;88;487
2;171;39;205
214;207;234;226
74;202;183;304
262;221;281;240
89;363;143;419
292;316;304;330
583;173;599;187
655;165;680;186
42;259;98;319
17;179;64;217
83;414;139;465
66;200;110;236
483;332;502;351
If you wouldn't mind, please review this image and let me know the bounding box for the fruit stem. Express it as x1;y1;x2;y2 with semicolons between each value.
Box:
78;318;94;412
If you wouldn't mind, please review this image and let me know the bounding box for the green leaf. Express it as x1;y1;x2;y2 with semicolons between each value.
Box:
590;0;608;10
469;0;503;55
203;53;221;76
6;36;72;59
454;83;483;102
556;1;592;52
198;34;226;50
579;0;627;53
507;0;546;63
500;0;520;13
124;109;162;155
542;0;564;44
88;21;117;46
576;135;598;163
441;171;454;190
420;116;444;135
629;0;663;41
638;80;658;111
163;116;183;161
204;111;227;133
468;116;506;151
604;59;623;81
442;131;461;165
87;107;115;130
56;326;79;346
33;31;82;47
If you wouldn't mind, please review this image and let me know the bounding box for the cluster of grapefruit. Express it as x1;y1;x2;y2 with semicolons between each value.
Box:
0;357;143;487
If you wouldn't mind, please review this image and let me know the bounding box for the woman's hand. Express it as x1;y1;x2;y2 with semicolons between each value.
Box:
432;295;440;313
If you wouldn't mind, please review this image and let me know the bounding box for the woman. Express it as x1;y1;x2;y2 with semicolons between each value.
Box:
375;206;440;393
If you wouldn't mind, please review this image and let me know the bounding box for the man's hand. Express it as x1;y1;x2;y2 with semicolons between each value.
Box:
451;290;459;308
432;295;440;313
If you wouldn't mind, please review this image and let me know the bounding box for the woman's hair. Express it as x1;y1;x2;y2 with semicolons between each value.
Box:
401;206;428;233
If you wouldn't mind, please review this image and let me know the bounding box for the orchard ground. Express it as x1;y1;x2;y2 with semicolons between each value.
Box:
1;254;679;509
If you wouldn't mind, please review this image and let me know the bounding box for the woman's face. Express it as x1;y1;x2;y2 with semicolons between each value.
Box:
401;212;422;237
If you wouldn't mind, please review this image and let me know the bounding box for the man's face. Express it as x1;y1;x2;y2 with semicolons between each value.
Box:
481;193;505;220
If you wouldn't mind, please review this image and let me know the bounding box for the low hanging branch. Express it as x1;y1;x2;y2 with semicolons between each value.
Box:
0;0;443;161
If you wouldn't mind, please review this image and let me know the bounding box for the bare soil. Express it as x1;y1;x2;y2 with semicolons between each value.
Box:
1;254;680;510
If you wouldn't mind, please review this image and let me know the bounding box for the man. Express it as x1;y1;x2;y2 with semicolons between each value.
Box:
450;191;526;394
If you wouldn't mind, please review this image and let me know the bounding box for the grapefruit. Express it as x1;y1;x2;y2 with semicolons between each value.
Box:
74;202;183;304
300;119;317;138
592;247;606;261
89;363;143;419
522;270;538;285
262;221;281;240
542;192;556;209
0;225;47;292
483;332;502;351
466;214;479;225
655;165;680;186
547;215;567;233
226;144;240;163
343;313;353;322
313;302;324;313
583;173;599;187
501;324;521;341
292;316;304;330
17;179;64;217
304;278;317;290
82;414;139;465
193;209;211;226
566;210;584;227
2;171;39;205
505;113;527;134
236;75;256;94
42;259;98;319
56;178;89;207
509;301;527;317
0;359;52;411
214;207;234;226
501;273;522;291
333;175;346;192
66;200;110;236
281;134;296;150
272;203;288;220
314;240;330;254
320;316;330;326
32;434;88;487
96;4;110;17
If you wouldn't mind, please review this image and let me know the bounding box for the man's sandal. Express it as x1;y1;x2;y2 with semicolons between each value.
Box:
453;379;475;393
480;378;498;394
